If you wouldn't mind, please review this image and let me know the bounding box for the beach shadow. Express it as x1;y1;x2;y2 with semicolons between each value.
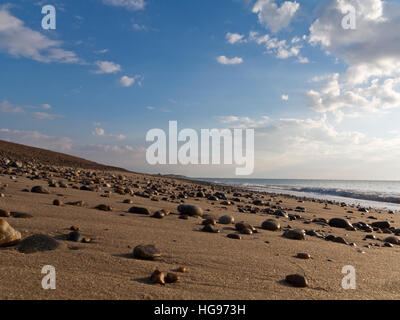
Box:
112;253;133;259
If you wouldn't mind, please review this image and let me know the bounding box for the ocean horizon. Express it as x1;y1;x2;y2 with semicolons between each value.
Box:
194;178;400;211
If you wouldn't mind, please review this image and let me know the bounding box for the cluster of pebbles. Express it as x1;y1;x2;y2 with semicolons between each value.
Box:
0;156;399;290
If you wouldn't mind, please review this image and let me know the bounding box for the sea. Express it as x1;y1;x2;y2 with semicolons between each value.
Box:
194;178;400;211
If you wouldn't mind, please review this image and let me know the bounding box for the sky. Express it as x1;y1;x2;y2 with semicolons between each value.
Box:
1;0;400;180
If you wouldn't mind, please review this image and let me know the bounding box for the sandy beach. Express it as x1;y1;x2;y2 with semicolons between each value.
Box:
0;142;400;300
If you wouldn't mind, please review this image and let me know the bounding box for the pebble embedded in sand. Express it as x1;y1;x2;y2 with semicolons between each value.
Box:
128;206;151;215
227;234;241;240
95;204;113;211
261;219;281;231
133;244;161;260
150;269;165;285
0;209;10;217
285;274;308;288
329;218;353;229
202;224;220;233
123;199;133;204
18;234;61;253
235;222;255;233
70;226;80;231
202;218;217;226
165;273;179;284
283;229;306;240
53;199;63;206
0;219;21;247
384;236;399;245
66;200;86;207
371;221;391;229
152;210;165;219
31;186;50;194
177;204;203;217
67;231;83;242
12;212;33;219
177;266;187;273
218;215;235;225
297;253;311;259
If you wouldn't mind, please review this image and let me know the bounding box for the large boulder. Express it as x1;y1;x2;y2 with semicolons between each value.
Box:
329;218;353;229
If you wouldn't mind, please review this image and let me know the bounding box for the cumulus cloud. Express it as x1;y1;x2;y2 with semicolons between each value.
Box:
252;0;300;33
226;32;246;44
102;0;146;10
93;60;121;74
0;8;81;64
120;75;135;87
216;56;243;65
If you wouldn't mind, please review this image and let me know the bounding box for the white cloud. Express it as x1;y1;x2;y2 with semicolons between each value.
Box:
93;127;126;140
120;75;135;87
93;60;121;74
226;32;246;44
281;94;289;101
216;56;243;65
0;8;81;64
102;0;146;10
0;128;72;152
252;0;300;33
0;100;59;120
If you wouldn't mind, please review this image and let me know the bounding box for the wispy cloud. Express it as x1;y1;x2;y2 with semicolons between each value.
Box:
216;56;243;65
93;60;121;74
102;0;146;11
0;100;60;120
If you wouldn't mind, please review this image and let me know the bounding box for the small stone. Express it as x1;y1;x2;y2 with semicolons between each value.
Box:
227;234;242;240
18;234;61;253
31;186;50;194
261;219;281;231
123;199;133;204
384;242;394;247
371;221;391;229
202;218;217;226
384;236;399;245
66;200;86;207
165;273;179;284
283;229;306;240
12;212;33;219
177;266;187;273
95;204;112;211
153;210;165;219
202;224;220;233
70;226;80;231
67;231;83;242
329;218;353;229
0;209;11;217
177;204;203;217
0;219;21;247
133;244;161;260
129;206;151;215
82;237;91;243
53;199;63;206
218;215;235;225
150;269;165;285
296;253;311;259
285;274;308;288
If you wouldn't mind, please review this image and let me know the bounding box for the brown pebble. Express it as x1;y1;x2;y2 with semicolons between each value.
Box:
82;237;91;243
227;234;242;240
53;199;63;206
70;226;80;231
285;274;308;287
165;273;179;284
296;253;311;259
0;209;11;217
150;269;165;285
177;266;187;273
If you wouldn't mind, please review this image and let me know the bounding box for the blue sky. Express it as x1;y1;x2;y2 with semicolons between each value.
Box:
1;0;400;179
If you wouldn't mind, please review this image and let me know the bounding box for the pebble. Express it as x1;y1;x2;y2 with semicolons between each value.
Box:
227;234;242;240
384;236;399;245
150;269;165;285
152;210;165;219
53;199;63;206
12;212;33;219
285;274;308;288
18;234;61;253
261;219;281;231
283;229;306;240
95;204;113;211
133;244;161;260
0;219;21;246
129;206;150;215
67;231;83;242
202;224;220;233
31;186;50;194
296;253;311;259
177;204;203;217
202;218;217;226
371;221;391;229
165;273;179;284
218;215;235;225
177;266;187;273
0;209;11;217
329;218;353;229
